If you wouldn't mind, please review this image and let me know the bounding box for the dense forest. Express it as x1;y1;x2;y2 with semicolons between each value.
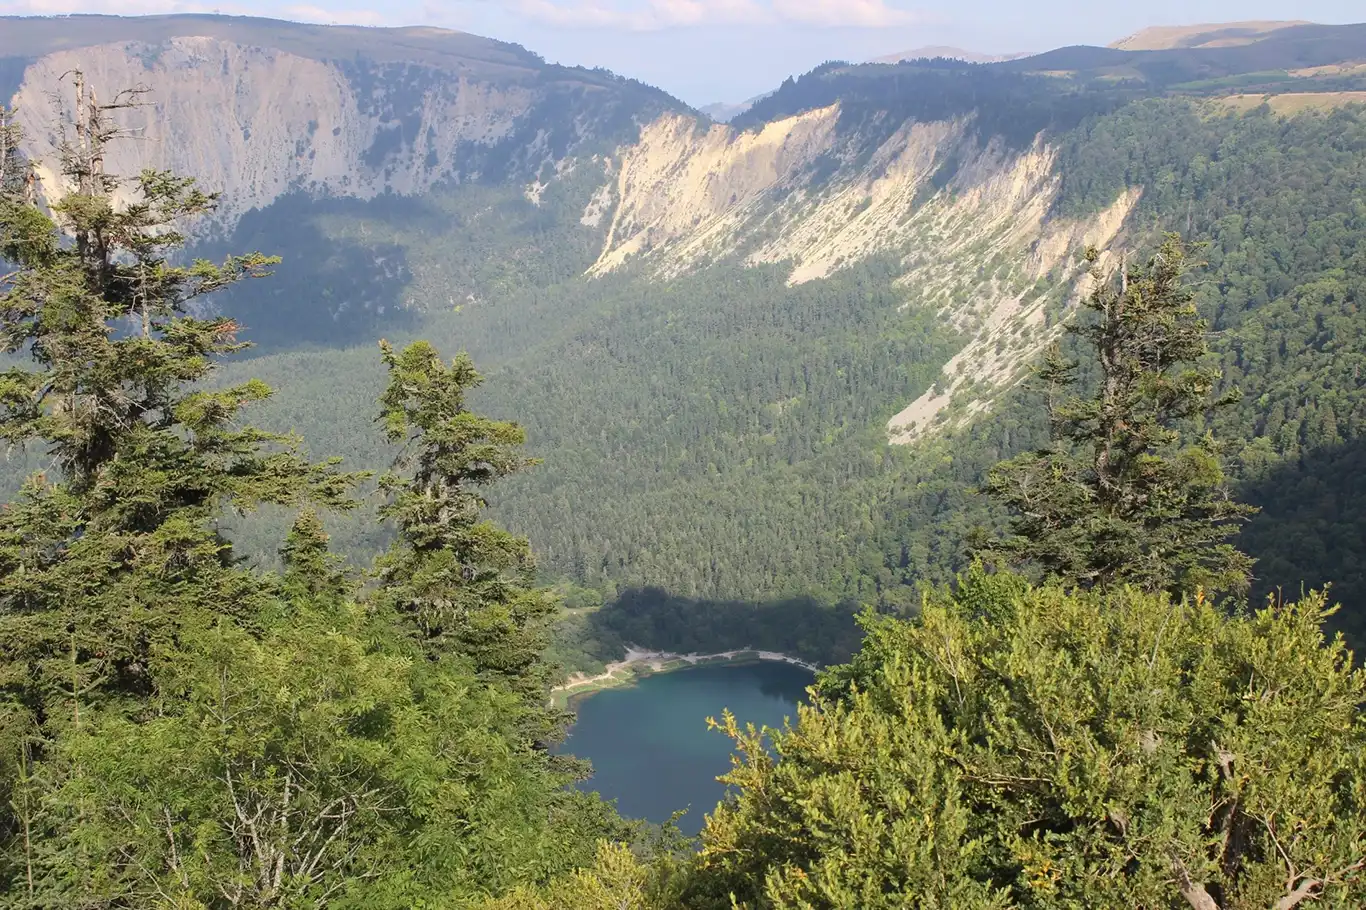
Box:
1;50;1364;670
166;94;1366;656
877;99;1366;635
5;78;1366;908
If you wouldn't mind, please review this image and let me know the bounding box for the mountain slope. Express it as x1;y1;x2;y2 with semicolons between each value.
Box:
2;14;683;227
699;94;770;122
0;14;685;347
1109;20;1310;50
5;16;1366;633
1004;22;1366;89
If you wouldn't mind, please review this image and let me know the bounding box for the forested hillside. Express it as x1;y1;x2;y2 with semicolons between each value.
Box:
198;92;1366;649
4;17;1366;655
7;18;1366;909
879;99;1366;633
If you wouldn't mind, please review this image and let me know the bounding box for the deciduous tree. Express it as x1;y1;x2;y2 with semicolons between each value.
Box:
687;572;1366;910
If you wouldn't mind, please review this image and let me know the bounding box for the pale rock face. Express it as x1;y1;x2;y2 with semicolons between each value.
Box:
583;105;1142;442
12;37;537;225
588;107;841;276
9;32;1143;445
884;188;1142;444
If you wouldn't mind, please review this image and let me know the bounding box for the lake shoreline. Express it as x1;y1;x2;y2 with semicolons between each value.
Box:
552;646;819;707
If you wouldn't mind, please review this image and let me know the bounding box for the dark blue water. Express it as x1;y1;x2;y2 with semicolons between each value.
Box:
559;661;813;834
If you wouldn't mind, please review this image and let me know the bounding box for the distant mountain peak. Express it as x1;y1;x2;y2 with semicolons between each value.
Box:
870;46;1030;65
0;13;686;235
1108;20;1312;51
699;92;773;122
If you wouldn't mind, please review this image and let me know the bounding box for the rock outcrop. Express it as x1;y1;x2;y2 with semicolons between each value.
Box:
2;14;1146;444
2;15;678;228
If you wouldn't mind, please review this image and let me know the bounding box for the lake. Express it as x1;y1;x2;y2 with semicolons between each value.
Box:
559;660;814;835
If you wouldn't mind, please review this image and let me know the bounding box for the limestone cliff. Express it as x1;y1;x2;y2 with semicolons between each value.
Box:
2;15;1146;446
585;105;1140;442
2;15;679;227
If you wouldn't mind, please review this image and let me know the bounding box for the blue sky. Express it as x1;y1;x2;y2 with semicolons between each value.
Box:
2;0;1363;105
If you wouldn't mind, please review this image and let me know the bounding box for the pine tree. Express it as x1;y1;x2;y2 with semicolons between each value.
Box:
0;107;30;201
978;235;1257;596
280;509;350;599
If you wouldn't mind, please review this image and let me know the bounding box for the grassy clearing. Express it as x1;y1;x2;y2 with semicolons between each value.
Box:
1210;91;1366;115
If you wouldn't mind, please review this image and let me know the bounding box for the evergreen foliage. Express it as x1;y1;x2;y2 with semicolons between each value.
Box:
154;99;1366;651
34;593;579;907
682;572;1366;910
374;339;561;724
0;81;628;907
483;842;678;910
3;57;1366;910
980;237;1256;596
0;79;362;874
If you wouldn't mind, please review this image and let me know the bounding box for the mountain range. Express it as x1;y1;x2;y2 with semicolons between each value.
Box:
1108;19;1311;50
4;13;1366;637
698;91;779;123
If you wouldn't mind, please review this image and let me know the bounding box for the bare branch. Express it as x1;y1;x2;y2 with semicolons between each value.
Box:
1275;877;1324;910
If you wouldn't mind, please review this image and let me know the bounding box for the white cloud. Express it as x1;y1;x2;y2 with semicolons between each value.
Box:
773;0;920;27
505;0;921;30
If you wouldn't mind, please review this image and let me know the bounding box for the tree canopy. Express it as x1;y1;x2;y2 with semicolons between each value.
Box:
680;573;1366;910
0;78;628;908
2;65;1366;910
980;237;1256;596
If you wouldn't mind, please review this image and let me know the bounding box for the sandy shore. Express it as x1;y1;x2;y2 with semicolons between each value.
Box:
553;645;819;695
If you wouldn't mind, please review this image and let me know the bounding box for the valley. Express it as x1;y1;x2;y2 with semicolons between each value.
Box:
3;13;1366;643
4;12;1366;905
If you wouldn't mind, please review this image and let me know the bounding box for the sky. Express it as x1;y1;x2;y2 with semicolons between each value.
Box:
1;0;1363;105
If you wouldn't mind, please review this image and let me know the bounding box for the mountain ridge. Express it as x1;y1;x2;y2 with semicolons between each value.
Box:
2;14;688;228
1109;19;1311;50
0;13;541;70
3;14;1366;623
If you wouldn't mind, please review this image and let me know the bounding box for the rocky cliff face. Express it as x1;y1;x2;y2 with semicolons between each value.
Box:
2;15;678;228
584;105;1138;442
2;15;1144;445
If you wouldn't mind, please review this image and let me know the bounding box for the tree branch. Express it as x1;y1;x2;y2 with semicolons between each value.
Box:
1171;853;1221;910
1275;860;1366;910
1274;878;1323;910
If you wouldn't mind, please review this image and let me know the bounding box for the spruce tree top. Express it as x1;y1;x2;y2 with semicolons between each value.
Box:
980;235;1257;596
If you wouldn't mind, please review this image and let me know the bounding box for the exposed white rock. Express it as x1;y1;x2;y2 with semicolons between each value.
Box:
13;37;538;225
582;105;1143;442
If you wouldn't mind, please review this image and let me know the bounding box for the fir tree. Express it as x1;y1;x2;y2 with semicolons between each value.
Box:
0;78;626;908
374;340;560;717
0;76;361;884
978;236;1257;596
